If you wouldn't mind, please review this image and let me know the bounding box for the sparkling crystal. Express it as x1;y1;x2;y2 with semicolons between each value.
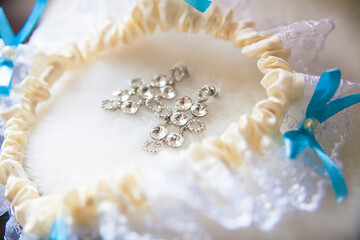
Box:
150;125;168;140
112;89;130;102
121;100;138;114
151;74;168;87
160;86;176;99
187;119;205;133
170;66;188;82
197;86;216;102
191;103;208;117
155;107;172;119
165;132;184;148
143;141;162;153
101;99;118;111
175;96;192;111
129;78;145;88
137;85;154;99
170;112;189;126
145;98;162;112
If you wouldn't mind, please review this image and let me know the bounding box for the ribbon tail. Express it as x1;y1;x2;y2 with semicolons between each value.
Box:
283;130;310;159
0;59;14;96
0;8;15;45
320;93;360;122
12;0;47;45
310;137;348;203
184;0;212;12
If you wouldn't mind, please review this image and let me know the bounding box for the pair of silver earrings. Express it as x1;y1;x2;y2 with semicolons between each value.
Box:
101;64;218;153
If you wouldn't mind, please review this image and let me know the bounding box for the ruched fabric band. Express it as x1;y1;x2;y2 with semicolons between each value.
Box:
0;0;303;237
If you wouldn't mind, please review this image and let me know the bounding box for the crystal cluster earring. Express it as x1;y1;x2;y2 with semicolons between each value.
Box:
101;65;189;116
101;64;219;154
143;85;218;153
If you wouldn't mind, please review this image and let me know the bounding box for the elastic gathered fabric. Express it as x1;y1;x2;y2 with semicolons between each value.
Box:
0;0;304;237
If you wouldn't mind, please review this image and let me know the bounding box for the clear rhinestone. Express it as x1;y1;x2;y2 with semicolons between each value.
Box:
137;85;154;99
175;96;192;111
151;74;168;88
187;119;205;133
101;99;118;111
150;125;168;140
155;107;172;119
143;141;162;153
137;99;146;107
197;86;211;102
145;98;162;112
121;100;139;114
129;78;145;88
170;112;189;126
170;66;188;82
197;85;217;102
191;103;208;117
112;89;130;102
160;86;176;99
165;132;184;148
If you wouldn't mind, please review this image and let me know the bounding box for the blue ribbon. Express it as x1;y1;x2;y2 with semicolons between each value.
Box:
0;0;47;96
184;0;212;12
49;219;69;240
284;69;360;203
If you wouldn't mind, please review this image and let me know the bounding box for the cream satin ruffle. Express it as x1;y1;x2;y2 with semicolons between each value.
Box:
0;0;304;237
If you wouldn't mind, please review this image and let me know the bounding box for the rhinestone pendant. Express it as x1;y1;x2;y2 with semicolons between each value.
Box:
165;132;184;148
151;74;168;87
175;96;192;111
160;86;177;99
143;140;162;153
121;100;139;114
150;125;168;140
187;119;205;133
129;78;145;88
170;112;189;126
137;85;154;99
113;89;130;102
191;103;208;117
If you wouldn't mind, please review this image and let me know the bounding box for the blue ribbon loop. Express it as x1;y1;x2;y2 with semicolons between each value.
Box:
0;0;47;96
184;0;212;12
0;57;13;96
284;69;360;203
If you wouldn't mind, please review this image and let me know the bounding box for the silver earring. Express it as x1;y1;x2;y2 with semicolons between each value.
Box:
143;85;218;153
101;65;190;116
101;64;219;154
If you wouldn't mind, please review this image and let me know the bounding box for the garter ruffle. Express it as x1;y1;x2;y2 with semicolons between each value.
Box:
0;0;304;237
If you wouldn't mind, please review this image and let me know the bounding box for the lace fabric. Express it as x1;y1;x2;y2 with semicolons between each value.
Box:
1;185;22;240
282;74;360;172
272;18;335;74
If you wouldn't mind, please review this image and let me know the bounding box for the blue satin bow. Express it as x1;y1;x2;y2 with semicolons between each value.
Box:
0;0;47;96
184;0;212;12
284;69;360;203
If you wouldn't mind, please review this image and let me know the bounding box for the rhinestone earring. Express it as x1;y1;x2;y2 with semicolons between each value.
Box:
101;65;190;115
143;85;218;153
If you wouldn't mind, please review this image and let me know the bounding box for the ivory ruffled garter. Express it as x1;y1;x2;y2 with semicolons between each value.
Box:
0;0;305;237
